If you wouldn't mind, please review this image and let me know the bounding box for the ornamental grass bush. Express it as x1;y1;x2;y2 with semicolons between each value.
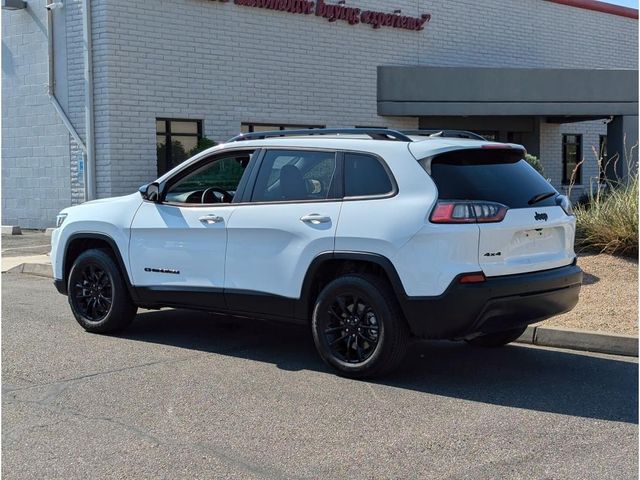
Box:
571;142;638;257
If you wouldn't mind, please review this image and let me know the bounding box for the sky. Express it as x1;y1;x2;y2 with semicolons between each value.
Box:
605;0;638;8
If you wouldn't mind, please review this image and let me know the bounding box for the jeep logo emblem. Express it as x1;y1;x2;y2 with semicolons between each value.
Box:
534;212;548;221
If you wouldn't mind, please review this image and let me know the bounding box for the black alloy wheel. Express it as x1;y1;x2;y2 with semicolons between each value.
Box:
312;274;409;379
72;263;113;322
68;249;137;333
323;294;380;364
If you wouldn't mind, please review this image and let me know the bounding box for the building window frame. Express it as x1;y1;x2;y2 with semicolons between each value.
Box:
156;118;203;176
562;134;583;185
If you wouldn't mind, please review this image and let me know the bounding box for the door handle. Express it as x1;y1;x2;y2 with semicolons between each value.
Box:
199;214;223;224
300;213;331;225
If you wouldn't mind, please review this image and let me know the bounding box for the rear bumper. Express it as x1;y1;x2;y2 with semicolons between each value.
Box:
400;263;583;339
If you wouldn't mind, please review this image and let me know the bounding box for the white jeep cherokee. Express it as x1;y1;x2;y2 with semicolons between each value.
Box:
51;128;582;378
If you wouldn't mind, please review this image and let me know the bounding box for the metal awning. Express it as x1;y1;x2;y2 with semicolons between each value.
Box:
377;67;638;117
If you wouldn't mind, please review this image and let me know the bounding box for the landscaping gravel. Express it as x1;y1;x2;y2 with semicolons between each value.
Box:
541;254;638;336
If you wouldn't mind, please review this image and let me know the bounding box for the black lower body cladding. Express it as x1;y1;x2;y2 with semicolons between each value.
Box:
400;263;583;339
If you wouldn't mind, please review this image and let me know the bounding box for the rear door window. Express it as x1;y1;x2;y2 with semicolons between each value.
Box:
423;149;557;209
251;150;338;202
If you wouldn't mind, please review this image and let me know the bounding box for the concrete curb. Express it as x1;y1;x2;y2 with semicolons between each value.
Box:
7;262;53;278
516;325;638;357
1;225;22;235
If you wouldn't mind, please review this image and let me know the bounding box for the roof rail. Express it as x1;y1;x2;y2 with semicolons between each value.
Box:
402;129;487;141
227;128;413;143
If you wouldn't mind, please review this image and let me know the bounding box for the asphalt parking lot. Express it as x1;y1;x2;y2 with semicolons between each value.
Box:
1;231;50;257
2;272;638;479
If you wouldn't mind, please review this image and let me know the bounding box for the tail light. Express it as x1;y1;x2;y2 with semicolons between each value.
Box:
556;195;574;216
430;201;508;224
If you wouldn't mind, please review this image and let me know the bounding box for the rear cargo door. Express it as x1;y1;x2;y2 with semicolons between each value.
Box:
429;148;576;277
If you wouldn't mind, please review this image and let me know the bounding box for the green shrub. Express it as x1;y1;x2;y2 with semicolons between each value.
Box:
156;140;188;165
525;154;545;176
189;136;218;156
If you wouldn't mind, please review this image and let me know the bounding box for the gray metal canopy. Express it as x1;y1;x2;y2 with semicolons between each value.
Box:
377;67;638;117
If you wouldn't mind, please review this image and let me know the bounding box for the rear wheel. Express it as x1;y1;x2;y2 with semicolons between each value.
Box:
311;274;408;379
68;249;137;333
465;327;527;347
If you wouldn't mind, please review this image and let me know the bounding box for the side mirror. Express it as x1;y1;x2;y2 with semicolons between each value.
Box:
139;182;161;202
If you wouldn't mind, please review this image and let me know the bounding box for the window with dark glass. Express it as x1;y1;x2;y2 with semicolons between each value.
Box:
344;153;393;197
156;119;202;176
251;150;337;202
240;123;324;133
562;134;582;185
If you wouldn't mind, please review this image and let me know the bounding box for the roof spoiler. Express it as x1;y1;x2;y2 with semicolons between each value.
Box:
401;129;487;141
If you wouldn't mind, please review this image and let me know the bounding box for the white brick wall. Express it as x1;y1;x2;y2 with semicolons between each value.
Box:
1;0;72;228
91;0;638;198
2;0;638;225
420;0;637;69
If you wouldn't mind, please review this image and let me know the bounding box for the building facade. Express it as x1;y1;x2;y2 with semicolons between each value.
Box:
2;0;638;227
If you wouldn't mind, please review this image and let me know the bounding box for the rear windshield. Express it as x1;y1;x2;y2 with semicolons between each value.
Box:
423;149;558;209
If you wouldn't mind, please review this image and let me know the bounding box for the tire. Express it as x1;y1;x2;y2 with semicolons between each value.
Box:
311;274;409;379
67;248;137;334
464;327;527;348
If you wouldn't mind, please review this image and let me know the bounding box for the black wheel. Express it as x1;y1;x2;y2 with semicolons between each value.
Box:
311;274;408;379
465;327;527;348
68;249;137;333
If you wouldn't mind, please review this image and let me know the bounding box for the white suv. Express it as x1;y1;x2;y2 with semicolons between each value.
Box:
51;128;582;378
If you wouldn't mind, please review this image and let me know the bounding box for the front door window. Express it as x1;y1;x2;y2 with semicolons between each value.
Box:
164;153;253;204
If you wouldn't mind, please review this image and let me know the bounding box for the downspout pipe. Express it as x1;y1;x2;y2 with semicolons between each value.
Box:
46;1;90;201
81;0;96;200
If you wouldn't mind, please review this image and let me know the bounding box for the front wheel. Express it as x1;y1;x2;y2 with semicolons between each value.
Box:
68;249;137;333
311;274;409;379
464;327;527;348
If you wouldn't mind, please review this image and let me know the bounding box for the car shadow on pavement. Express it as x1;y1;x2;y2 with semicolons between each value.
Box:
121;308;638;425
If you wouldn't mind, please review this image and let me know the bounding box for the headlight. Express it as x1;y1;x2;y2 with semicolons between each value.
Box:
56;213;68;228
556;195;574;216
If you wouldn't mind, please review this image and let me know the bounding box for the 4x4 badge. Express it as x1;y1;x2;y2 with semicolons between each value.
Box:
534;212;548;221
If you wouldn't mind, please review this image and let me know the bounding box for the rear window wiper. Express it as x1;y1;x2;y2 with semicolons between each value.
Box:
528;191;557;206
